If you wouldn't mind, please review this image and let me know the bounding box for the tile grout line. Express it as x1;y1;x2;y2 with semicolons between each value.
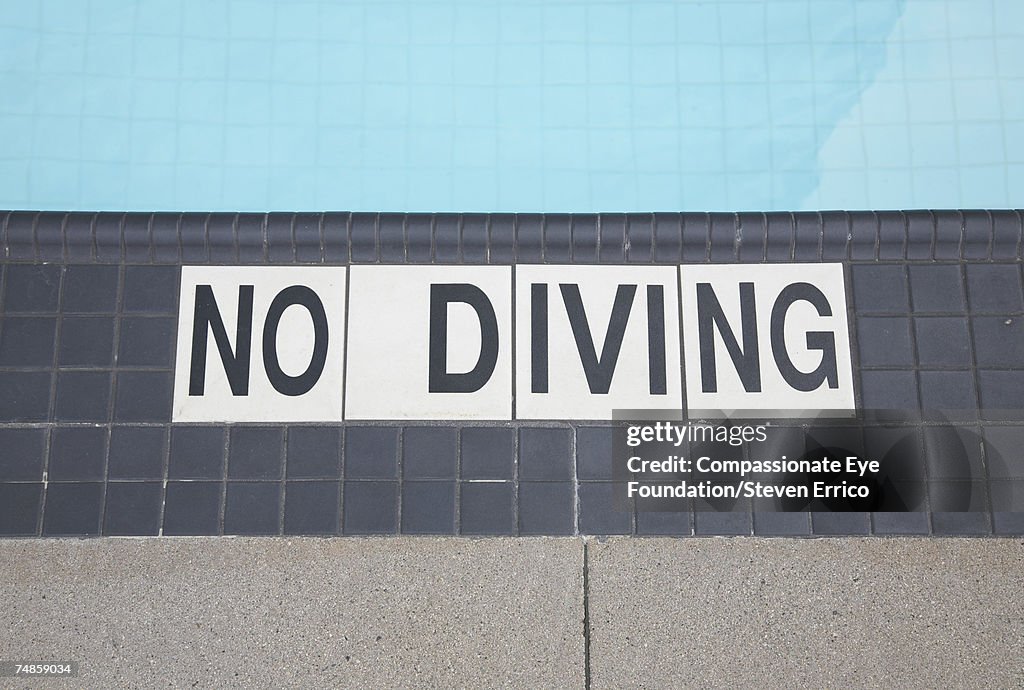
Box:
582;538;592;690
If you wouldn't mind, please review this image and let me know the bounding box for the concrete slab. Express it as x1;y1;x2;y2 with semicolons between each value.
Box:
588;538;1024;689
0;538;584;689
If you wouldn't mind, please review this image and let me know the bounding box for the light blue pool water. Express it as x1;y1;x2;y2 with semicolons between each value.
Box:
1;0;1021;212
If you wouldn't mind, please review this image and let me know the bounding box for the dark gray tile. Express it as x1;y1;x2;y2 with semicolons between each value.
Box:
544;214;572;263
55;370;110;422
626;213;654;263
860;370;918;411
737;212;765;262
518;482;574;535
909;265;965;312
684;213;712;261
64;213;96;261
401;481;456;535
930;480;988;513
966;264;1023;312
378;213;405;263
406;214;432;263
983;426;1024;479
42;482;103;536
459;482;514;535
0;372;51;421
460;427;514;480
295;212;323;263
163;481;221;535
123;213;152;262
0;428;45;481
124;266;179;314
753;512;810;536
228;427;284;479
876;212;907;259
5;212;36;260
635;510;691;536
852;264;908;313
990;211;1021;260
169;427;225;479
461;214;487;263
323;212;350;263
989;479;1024;513
811;512;870;535
571;215;599;263
151;214;181;263
113;371;173;422
489;216;514;263
179;212;209;263
103;482;162;536
872;512;930;535
108;426;166;480
857;317;913;367
579;483;631;535
0;317;57;366
36;213;67;261
654;213;683;263
978;370;1024;414
577;427;614;480
914;317;972;368
933;213;962;260
918;371;978;415
924;426;984;480
349;213;377;263
932;511;991;535
993;512;1024;535
973;317;1024;368
519;427;573;480
224;482;281;535
598;214;626;263
849;212;878;260
267;212;296;263
905;211;933;260
694;510;750;536
284;481;340;535
93;212;123;262
433;214;459;263
49;427;106;481
344;427;398;479
286;427;341;479
63;265;119;313
343;481;398;534
3;264;61;312
402;427;456;479
821;211;848;260
59;316;115;367
117;317;176;367
236;213;265;263
709;213;736;262
207;213;236;263
0;483;41;535
516;213;543;263
793;213;821;261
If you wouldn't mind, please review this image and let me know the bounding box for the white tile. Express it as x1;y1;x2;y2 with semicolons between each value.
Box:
173;266;347;422
344;266;512;420
679;263;855;417
515;265;683;420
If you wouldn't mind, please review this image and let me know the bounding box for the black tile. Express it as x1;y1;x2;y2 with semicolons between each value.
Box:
764;213;792;261
571;215;599;263
966;264;1023;312
0;483;41;535
990;479;1024;513
918;371;978;416
108;426;166;479
286;427;341;479
852;265;908;313
856;317;913;367
267;213;297;263
433;214;459;263
323;213;350;263
113;371;173;422
933;213;962;260
626;213;654;263
151;214;181;263
405;214;431;263
284;481;340;535
860;370;917;411
169;427;225;479
124;266;179;314
378;213;404;263
516;214;543;263
876;212;906;259
635;510;691;536
993;512;1024;535
872;512;930;535
402;427;456;479
207;212;237;263
64;213;96;261
932;511;991;535
519;427;573;480
0;428;45;481
228;427;284;479
924;426;984;480
117;317;176;367
460;427;514;479
544;214;572;263
811;512;870;535
224;482;281;535
983;427;1024;479
579;483;631;535
0;372;51;421
236;214;265;263
42;482;103;536
94;212;123;262
103;482;162;536
978;370;1024;414
3;264;61;312
908;265;965;312
55;370;110;422
752;512;810;536
598;214;626;263
914;318;972;368
518;482;574;535
344;427;398;479
343;481;398;534
401;481;456;535
459;482;514;535
163;481;222;535
0;317;57;366
991;212;1022;259
123;212;152;262
653;213;683;263
793;213;820;261
349;213;377;263
461;214;487;263
821;211;849;260
577;427;614;480
63;265;119;313
489;216;514;263
295;212;323;263
6;212;37;260
905;211;933;260
694;510;750;536
59;316;115;367
973;317;1024;368
48;427;106;481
